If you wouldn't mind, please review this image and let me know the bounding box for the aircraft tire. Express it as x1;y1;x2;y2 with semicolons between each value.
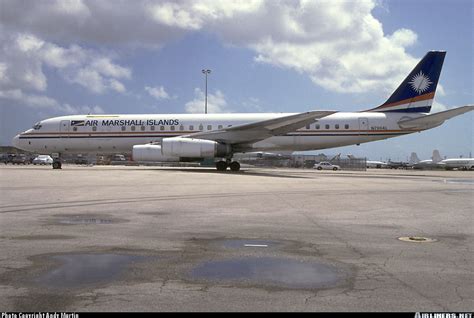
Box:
216;161;227;171
229;161;240;172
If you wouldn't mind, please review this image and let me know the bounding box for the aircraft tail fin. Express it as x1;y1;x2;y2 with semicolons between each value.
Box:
432;150;442;163
409;152;420;165
368;51;446;113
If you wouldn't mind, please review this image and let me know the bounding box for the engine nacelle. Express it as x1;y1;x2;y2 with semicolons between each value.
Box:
161;138;230;158
132;144;179;162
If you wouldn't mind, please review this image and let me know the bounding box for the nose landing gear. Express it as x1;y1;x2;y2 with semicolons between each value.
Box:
51;153;62;169
52;161;62;169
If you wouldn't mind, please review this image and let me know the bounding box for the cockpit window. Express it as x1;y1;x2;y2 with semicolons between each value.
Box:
33;122;42;130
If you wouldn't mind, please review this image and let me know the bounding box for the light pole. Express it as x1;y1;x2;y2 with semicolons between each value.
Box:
202;69;211;114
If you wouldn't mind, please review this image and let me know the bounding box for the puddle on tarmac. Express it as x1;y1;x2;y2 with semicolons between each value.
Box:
442;179;474;185
190;256;343;289
35;254;147;288
58;218;114;225
220;239;279;249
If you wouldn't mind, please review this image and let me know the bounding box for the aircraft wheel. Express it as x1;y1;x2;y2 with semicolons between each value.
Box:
216;161;227;171
229;161;240;172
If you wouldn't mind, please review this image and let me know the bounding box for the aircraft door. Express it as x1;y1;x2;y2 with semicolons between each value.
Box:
358;117;369;135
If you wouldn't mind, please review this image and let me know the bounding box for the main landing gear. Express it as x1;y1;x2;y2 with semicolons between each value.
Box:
215;160;240;172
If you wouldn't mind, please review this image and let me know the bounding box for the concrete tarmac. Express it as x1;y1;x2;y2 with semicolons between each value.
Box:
0;165;473;311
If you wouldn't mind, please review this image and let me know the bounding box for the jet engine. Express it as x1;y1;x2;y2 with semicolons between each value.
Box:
161;138;230;158
132;138;231;162
132;144;179;162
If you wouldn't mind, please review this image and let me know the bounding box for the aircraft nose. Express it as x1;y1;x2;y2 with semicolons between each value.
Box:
12;134;21;149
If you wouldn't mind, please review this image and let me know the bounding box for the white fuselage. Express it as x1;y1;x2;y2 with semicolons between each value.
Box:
13;112;422;155
440;158;474;169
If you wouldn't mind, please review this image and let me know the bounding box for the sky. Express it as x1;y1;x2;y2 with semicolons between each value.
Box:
0;0;472;161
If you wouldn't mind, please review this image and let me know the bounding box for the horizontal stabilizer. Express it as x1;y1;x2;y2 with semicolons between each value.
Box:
398;105;474;129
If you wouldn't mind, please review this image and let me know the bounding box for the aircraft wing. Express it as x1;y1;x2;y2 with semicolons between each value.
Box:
180;110;337;144
398;105;474;129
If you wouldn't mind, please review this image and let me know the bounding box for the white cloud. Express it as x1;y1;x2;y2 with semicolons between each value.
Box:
0;89;59;108
431;100;448;113
0;88;104;114
91;58;131;79
0;0;424;95
185;88;230;113
145;85;171;100
70;67;106;94
109;79;126;93
0;31;131;95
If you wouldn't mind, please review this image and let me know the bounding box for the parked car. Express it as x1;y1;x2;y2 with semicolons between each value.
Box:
32;155;53;165
11;154;30;165
2;153;16;164
112;154;126;161
313;161;341;171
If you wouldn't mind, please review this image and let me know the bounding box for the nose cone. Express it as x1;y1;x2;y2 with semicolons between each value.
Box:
12;134;21;149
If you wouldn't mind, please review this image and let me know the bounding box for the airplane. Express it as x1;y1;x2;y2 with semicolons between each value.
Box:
12;51;474;171
366;160;388;169
387;160;411;169
440;158;474;170
411;150;473;170
409;152;421;165
412;150;445;169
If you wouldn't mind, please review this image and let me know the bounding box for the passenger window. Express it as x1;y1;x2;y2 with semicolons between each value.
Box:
189;125;194;130
325;124;330;129
228;125;232;127
335;124;339;129
170;126;175;131
73;127;77;132
141;126;145;131
207;125;212;130
306;124;310;129
121;126;126;131
199;124;203;130
316;124;320;129
345;124;349;129
160;126;165;131
131;126;136;131
218;125;223;129
92;126;97;131
179;125;184;131
150;126;155;131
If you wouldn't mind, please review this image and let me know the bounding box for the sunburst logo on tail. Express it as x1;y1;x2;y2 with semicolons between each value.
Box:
408;71;432;94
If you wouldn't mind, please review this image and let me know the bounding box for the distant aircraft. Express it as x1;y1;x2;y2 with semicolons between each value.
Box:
412;150;444;169
412;150;473;170
235;151;292;160
366;160;388;168
387;160;411;169
13;51;474;171
440;158;474;170
409;152;421;165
